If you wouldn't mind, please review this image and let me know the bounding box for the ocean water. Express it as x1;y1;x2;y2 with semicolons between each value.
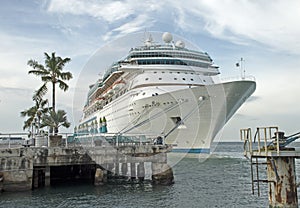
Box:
1;142;294;208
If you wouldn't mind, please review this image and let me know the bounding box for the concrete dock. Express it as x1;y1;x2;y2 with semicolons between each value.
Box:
0;136;174;192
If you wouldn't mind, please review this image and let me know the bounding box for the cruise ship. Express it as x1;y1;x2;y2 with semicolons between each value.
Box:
76;32;256;153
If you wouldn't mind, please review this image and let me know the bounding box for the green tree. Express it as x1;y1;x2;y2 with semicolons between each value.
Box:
20;94;51;131
28;52;72;112
41;109;70;134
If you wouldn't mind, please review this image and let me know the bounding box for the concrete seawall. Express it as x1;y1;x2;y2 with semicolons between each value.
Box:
0;145;173;192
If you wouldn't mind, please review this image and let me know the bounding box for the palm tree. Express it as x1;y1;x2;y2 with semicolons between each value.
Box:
41;109;70;135
20;94;51;131
28;52;72;112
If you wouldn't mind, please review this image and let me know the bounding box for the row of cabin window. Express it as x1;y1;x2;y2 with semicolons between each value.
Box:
152;71;194;74
136;59;209;68
143;77;207;82
130;52;210;61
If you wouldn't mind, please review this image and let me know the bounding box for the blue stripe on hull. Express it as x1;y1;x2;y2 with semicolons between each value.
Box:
171;148;210;154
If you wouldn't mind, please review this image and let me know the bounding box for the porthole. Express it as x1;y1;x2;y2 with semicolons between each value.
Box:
174;78;177;80
145;78;149;80
154;71;157;74
182;78;186;80
159;78;162;80
191;78;194;81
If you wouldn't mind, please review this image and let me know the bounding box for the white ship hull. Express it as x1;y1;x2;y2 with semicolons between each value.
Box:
81;80;255;153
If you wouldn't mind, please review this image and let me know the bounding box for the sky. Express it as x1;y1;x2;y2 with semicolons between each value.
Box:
0;0;300;141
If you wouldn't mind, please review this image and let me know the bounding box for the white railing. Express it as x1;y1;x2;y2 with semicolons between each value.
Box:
0;133;28;149
68;132;164;148
220;75;256;83
0;132;166;149
240;126;280;157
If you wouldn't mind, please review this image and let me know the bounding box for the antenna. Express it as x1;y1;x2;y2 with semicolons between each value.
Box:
236;58;246;79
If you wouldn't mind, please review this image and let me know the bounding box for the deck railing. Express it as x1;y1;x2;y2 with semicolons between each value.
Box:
0;132;165;149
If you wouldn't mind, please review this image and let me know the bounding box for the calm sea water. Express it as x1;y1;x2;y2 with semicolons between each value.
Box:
3;142;300;208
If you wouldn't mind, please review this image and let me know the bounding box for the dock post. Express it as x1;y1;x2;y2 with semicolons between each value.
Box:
152;162;174;185
0;172;3;192
130;163;136;180
121;163;128;177
45;166;50;186
107;163;114;178
32;169;39;189
94;167;104;186
114;162;120;176
267;157;298;208
137;162;145;182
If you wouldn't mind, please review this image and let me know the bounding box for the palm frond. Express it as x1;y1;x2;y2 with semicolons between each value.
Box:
41;109;70;131
27;60;45;71
23;118;34;130
57;57;71;71
57;80;69;91
34;83;48;100
28;69;49;76
20;106;37;117
41;75;52;82
60;71;73;80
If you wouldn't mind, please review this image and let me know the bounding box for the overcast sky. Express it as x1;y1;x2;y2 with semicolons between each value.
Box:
1;0;300;141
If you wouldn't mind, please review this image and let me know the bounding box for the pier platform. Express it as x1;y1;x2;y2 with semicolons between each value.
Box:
0;135;174;192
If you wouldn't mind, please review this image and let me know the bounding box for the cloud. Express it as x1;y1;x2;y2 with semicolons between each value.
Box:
48;0;300;55
102;14;155;41
172;0;300;54
48;0;132;23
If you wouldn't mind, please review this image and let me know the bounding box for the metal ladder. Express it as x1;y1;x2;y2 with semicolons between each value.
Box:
240;127;279;196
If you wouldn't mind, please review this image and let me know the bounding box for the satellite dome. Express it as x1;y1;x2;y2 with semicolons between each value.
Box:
162;32;173;43
175;40;185;48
